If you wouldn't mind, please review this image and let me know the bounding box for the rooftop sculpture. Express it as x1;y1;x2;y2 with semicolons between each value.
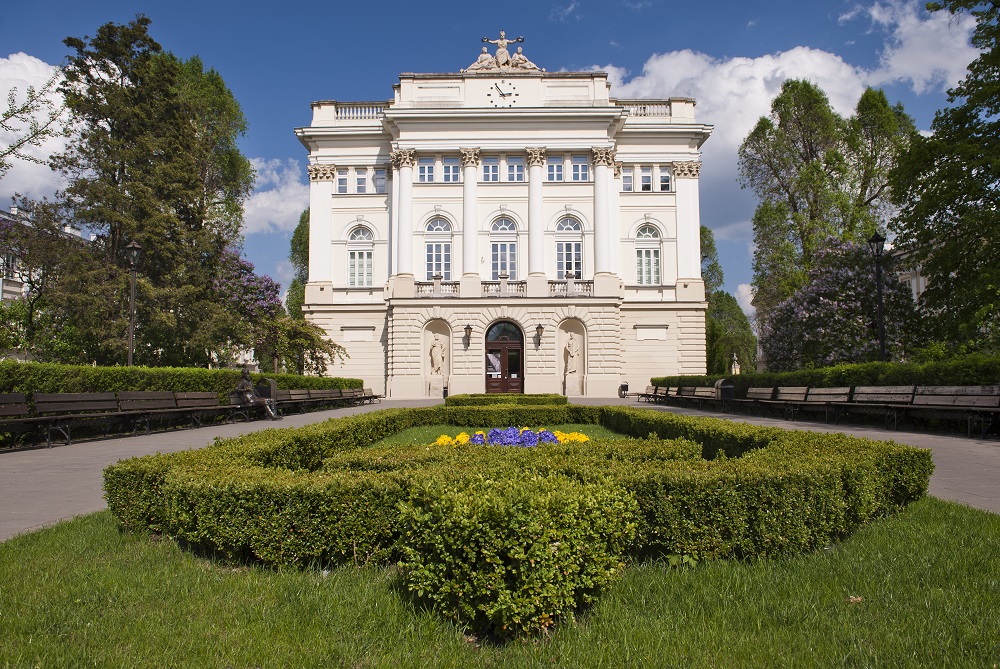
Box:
462;30;545;73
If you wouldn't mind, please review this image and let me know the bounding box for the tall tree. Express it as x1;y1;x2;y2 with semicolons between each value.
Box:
700;225;757;374
286;208;308;321
739;80;914;359
52;16;256;366
700;224;724;295
891;1;1000;352
760;238;916;371
2;71;68;179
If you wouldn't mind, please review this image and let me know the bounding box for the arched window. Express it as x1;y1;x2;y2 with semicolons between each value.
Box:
348;226;374;287
555;217;583;279
635;224;660;285
490;217;517;280
424;218;452;280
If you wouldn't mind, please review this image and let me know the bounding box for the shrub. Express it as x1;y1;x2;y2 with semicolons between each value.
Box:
399;475;638;638
104;405;933;638
444;393;567;406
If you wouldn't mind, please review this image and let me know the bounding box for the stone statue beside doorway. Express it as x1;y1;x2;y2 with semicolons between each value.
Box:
429;335;446;375
565;333;580;375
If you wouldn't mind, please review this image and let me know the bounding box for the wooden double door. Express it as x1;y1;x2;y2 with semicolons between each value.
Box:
485;321;523;394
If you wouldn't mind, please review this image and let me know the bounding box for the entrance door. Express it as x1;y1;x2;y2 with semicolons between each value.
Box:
485;321;524;394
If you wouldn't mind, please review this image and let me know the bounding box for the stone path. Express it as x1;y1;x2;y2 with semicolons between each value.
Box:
1;397;997;543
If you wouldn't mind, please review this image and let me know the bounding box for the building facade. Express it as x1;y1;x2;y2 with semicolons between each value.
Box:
296;43;713;397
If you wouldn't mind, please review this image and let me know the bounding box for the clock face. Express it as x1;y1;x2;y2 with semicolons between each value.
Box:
486;80;518;107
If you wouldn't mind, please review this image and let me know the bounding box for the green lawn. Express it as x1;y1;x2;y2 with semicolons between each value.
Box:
1;498;998;668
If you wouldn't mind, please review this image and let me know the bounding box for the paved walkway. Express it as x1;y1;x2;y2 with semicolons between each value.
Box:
1;397;997;543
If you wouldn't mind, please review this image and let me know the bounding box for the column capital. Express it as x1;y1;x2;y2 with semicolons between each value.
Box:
391;148;416;169
672;161;701;178
613;160;623;178
591;147;616;167
526;147;546;167
460;148;481;167
307;164;337;181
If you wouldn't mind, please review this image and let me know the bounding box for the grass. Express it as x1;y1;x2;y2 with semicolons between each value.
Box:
371;423;628;447
1;498;998;668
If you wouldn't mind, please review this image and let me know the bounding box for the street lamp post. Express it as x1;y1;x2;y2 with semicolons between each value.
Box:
126;241;141;366
867;232;887;362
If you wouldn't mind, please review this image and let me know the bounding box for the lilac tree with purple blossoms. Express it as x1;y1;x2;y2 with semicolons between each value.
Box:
760;238;916;372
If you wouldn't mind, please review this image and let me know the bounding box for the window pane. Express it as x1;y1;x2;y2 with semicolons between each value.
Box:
571;155;589;181
418;158;434;183
374;169;386;194
659;168;671;192
622;168;633;192
443;158;460;183
483;156;499;182
507;156;524;182
640;167;652;191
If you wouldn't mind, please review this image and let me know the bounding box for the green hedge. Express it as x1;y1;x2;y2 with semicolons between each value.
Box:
651;353;1000;398
104;405;933;638
0;360;361;400
444;393;568;406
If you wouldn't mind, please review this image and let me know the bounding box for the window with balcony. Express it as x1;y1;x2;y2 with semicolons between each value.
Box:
490;218;518;279
555;218;583;279
424;218;452;280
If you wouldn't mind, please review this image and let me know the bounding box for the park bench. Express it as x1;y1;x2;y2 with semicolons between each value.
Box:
117;391;183;435
361;388;382;404
729;387;774;415
173;391;229;427
31;392;122;447
839;386;915;430
274;389;315;414
906;386;1000;438
672;386;722;410
0;393;40;447
756;387;809;419
635;385;657;402
764;387;852;422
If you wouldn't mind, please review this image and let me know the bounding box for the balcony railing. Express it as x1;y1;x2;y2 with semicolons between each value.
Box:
482;280;526;297
333;101;388;120
617;101;671;117
549;279;594;297
415;279;460;297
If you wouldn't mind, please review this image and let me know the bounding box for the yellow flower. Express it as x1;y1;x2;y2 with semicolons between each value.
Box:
434;434;454;447
455;432;470;445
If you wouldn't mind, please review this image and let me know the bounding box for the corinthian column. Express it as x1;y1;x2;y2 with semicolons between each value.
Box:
592;147;616;274
307;164;335;283
392;149;416;276
461;148;481;276
672;161;702;281
526;148;546;276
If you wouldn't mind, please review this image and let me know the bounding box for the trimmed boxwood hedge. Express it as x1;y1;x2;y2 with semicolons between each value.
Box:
651;353;1000;398
444;393;568;406
0;360;361;399
104;404;932;637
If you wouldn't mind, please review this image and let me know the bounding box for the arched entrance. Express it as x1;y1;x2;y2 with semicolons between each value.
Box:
485;321;523;394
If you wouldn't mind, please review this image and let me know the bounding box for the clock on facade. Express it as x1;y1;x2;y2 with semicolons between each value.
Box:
487;80;518;107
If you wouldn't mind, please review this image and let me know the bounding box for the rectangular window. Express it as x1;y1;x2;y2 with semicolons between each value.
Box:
556;241;583;279
659;167;672;192
622;168;633;192
636;249;660;285
482;156;500;182
571;155;589;182
418;157;435;183
491;242;517;280
348;250;373;287
547;157;563;182
337;169;348;194
374;168;387;194
507;156;524;182
425;242;452;280
442;158;460;183
355;169;367;194
640;167;652;192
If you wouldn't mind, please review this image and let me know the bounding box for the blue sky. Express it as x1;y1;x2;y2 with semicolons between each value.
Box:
1;1;980;314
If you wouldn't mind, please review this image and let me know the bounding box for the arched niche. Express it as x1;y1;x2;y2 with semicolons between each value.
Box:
423;318;452;381
558;318;587;380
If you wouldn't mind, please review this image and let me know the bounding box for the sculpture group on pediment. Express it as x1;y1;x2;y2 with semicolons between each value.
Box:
462;30;545;73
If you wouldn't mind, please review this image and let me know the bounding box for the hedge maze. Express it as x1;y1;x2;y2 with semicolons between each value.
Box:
104;404;933;638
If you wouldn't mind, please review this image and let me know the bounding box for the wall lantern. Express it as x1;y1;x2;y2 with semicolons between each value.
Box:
535;323;544;339
463;324;473;349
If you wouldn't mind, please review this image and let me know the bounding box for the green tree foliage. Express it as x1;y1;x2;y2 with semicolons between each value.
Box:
699;225;757;374
50;16;257;366
700;224;724;295
760;238;916;372
891;1;1000;353
254;315;346;376
1;71;68;178
286;208;308;320
706;291;757;375
739;80;914;363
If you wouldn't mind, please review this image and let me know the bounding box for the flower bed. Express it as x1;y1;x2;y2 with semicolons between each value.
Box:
433;426;589;447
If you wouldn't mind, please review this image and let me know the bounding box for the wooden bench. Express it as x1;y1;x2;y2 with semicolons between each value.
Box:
730;387;775;414
907;386;1000;437
117;391;183;435
635;386;656;402
174;392;229;427
361;388;382;404
757;387;809;419
0;393;40;447
31;392;122;447
839;386;915;430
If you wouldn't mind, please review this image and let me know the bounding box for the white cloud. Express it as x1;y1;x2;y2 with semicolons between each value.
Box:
736;283;756;318
549;1;582;22
242;158;309;235
863;0;978;93
0;53;70;203
602;0;978;252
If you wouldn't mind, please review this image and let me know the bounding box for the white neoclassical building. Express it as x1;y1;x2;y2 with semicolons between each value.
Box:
295;37;712;398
